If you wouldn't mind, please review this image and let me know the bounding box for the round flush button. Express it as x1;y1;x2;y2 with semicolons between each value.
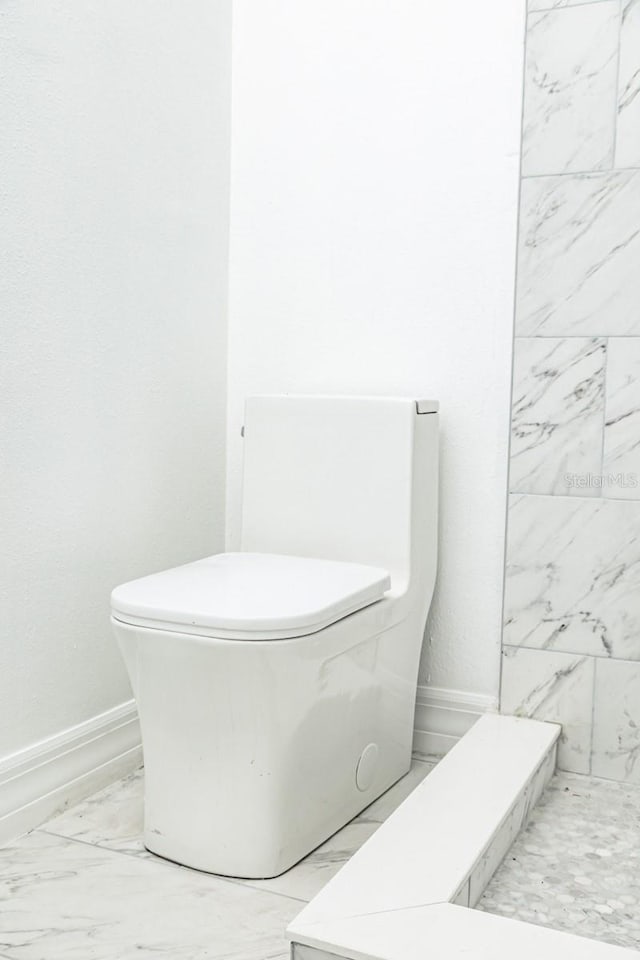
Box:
355;743;379;792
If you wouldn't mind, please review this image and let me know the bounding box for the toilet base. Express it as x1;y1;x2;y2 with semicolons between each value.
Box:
142;757;411;879
114;608;422;879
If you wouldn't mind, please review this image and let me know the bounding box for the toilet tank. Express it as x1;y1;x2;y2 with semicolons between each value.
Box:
240;395;437;590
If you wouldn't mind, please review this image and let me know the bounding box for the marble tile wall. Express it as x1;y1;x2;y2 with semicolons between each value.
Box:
501;0;640;782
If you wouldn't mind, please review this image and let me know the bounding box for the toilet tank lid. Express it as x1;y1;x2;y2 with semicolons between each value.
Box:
110;552;391;640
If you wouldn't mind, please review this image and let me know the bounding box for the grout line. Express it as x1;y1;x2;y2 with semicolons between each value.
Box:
589;655;598;775
599;337;609;485
502;643;640;667
612;0;624;167
514;334;640;341
507;488;640;502
36;828;310;906
530;0;620;11
522;163;640;180
498;0;530;715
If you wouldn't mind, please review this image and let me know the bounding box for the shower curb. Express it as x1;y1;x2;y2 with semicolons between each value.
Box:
287;714;637;958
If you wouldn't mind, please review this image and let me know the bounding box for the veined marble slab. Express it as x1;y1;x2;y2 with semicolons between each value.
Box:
504;494;640;660
510;337;605;496
522;3;618;176
500;646;594;774
516;171;640;337
592;659;640;783
44;765;146;856
0;831;299;960
616;0;640;168
603;338;640;500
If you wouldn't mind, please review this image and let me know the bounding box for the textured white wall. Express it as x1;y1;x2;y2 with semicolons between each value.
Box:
226;0;525;699
0;0;231;757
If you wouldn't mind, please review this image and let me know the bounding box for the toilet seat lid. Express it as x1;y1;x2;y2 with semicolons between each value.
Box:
110;552;391;640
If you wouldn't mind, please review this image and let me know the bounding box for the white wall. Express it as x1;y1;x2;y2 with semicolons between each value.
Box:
0;0;231;759
226;0;525;699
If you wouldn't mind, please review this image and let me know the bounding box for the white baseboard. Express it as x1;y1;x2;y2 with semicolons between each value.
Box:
0;700;141;846
413;685;497;760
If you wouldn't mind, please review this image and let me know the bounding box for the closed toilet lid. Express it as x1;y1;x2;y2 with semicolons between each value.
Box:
111;552;391;640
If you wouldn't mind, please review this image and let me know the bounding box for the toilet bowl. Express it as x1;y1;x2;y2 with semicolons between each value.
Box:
111;395;438;878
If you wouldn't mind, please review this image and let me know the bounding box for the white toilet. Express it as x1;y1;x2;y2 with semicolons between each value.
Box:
111;394;438;878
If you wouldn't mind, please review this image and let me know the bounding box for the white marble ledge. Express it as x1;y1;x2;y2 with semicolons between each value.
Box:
289;714;559;931
290;902;639;960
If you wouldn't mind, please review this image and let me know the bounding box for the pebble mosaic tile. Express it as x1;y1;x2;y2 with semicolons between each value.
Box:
477;772;640;950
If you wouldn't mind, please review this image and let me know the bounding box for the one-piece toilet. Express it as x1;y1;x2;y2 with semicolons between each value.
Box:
111;394;438;878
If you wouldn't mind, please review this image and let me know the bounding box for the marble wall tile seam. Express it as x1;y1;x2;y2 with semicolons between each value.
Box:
598;335;609;499
503;9;536;531
610;0;625;170
503;645;640;670
615;0;640;167
522;165;640;181
503;643;617;661
506;487;640;501
529;0;622;11
588;638;598;774
507;488;640;500
513;334;640;340
602;337;640;494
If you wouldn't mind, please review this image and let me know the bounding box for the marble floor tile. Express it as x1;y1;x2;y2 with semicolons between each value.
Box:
592;659;640;784
504;494;640;660
603;338;640;500
0;831;300;960
477;771;640;950
44;765;146;856
516;171;640;337
510;337;605;496
616;0;640;168
522;4;618;177
500;646;594;774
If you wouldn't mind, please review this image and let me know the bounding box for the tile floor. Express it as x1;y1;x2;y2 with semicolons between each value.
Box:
0;759;433;960
477;771;640;950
